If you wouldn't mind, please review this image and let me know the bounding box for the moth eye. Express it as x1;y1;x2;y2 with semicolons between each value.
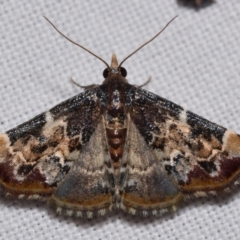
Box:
103;68;109;78
120;67;127;77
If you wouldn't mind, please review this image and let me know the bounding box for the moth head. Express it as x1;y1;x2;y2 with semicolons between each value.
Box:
102;53;127;79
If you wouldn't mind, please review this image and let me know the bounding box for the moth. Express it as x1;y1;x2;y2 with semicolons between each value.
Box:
0;16;240;219
177;0;215;8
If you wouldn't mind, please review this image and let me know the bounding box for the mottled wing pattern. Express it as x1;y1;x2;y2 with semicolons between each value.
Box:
0;88;105;200
125;88;240;213
120;116;182;216
49;119;114;218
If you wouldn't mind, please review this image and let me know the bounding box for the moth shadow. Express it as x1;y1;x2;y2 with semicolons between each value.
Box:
46;209;177;228
50;188;240;227
113;190;240;226
179;188;240;217
0;188;239;227
0;195;48;216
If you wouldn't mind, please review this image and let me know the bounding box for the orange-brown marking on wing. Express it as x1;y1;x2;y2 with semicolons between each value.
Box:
122;191;183;208
51;192;112;208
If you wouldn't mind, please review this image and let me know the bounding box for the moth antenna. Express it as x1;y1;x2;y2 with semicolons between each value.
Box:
44;16;110;68
118;16;178;68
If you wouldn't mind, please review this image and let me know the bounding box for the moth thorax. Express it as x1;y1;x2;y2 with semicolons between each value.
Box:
106;123;127;170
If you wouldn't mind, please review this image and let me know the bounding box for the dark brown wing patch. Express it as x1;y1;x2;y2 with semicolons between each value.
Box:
0;88;104;199
131;88;240;198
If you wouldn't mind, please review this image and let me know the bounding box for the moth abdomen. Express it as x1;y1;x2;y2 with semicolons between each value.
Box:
106;126;127;169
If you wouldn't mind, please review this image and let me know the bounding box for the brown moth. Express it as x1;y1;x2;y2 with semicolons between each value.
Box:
0;17;240;218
